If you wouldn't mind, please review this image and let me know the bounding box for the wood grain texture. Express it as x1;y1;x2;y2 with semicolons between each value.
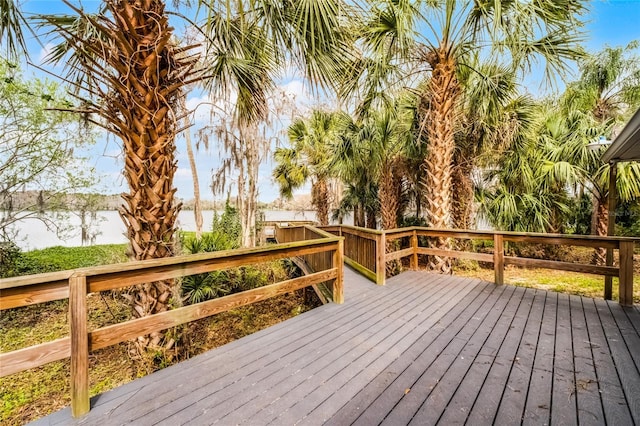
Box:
619;241;634;306
494;234;504;285
411;230;418;270
87;240;339;293
0;270;72;290
376;233;386;285
0;338;70;377
0;281;69;310
385;247;414;262
333;239;344;304
69;275;89;418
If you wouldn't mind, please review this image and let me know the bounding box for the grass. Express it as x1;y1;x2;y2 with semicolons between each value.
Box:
453;264;640;303
18;244;128;274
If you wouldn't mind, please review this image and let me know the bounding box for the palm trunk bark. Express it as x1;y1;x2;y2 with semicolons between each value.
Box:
312;178;329;226
422;46;459;274
366;207;377;229
111;0;185;351
592;197;608;265
451;154;474;251
380;159;400;274
451;153;474;231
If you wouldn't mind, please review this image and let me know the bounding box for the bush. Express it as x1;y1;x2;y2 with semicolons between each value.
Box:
0;241;22;278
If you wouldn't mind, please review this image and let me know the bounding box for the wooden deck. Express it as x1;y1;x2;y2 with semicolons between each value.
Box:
34;268;640;425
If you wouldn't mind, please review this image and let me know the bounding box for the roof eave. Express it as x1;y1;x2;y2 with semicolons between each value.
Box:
602;107;640;163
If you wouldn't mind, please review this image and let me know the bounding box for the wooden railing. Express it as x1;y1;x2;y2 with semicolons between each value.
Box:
321;225;382;283
320;225;638;306
275;225;344;304
0;231;343;418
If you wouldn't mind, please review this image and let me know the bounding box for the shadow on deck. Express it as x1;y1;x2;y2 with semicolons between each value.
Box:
35;268;640;425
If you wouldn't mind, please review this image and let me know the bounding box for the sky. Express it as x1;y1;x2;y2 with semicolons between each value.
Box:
14;0;640;203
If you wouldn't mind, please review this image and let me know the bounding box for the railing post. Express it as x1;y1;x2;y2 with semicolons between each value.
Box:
619;241;634;306
69;274;90;417
410;229;418;270
604;245;614;300
605;161;617;300
494;234;504;285
333;238;344;304
376;232;386;285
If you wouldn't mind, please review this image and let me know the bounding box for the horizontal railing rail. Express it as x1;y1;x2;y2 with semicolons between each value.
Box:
319;225;637;307
0;229;343;418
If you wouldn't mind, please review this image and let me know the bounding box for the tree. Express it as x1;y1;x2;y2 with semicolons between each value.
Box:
0;0;29;60
566;42;640;125
453;61;523;232
543;107;640;263
0;60;94;241
180;95;204;240
28;0;352;352
560;43;640;262
274;110;349;226
343;0;585;272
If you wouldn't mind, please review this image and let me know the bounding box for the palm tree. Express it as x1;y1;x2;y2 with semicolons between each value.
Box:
273;110;349;225
343;0;585;273
476;102;566;234
0;0;29;60
29;0;352;351
565;42;640;125
38;1;201;351
452;61;522;232
559;44;640;262
543;107;640;263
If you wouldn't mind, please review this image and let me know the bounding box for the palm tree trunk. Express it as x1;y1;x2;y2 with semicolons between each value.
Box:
379;162;398;230
451;153;474;231
366;207;377;229
312;178;329;226
380;160;400;274
592;197;608;265
422;46;459;274
112;0;183;351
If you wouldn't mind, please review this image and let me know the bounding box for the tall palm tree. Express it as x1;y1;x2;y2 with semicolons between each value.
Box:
273;110;349;225
30;0;352;351
343;0;585;273
565;42;640;124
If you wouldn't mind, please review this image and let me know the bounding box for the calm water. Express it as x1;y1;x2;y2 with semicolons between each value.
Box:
11;210;320;250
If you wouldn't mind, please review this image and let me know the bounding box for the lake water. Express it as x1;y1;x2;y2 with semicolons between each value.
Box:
11;210;320;251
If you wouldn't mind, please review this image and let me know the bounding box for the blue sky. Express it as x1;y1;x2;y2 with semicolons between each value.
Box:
16;0;640;203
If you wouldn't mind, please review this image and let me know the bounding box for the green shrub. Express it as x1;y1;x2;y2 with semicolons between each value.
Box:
18;244;128;274
0;242;22;278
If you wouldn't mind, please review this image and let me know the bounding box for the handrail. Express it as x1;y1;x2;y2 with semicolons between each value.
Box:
318;225;637;307
274;224;344;304
0;227;344;417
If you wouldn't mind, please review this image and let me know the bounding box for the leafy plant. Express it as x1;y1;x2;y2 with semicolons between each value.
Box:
181;271;230;305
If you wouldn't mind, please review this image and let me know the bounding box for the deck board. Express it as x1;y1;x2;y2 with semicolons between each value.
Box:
33;268;640;426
